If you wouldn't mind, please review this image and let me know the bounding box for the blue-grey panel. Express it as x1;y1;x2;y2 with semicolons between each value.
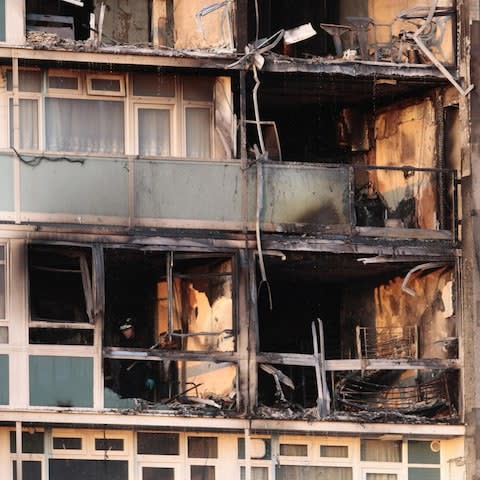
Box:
0;354;8;405
0;0;5;42
408;468;440;480
261;163;350;225
408;441;440;464
0;153;14;212
20;157;128;216
29;356;93;407
134;160;242;221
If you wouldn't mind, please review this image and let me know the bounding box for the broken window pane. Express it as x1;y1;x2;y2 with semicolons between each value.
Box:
361;440;402;462
183;77;214;102
29;356;93;408
29;246;92;324
29;328;93;345
173;256;234;352
238;438;271;460
276;466;352;480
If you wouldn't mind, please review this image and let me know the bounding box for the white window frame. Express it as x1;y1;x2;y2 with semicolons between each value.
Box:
138;462;181;480
361;467;404;480
51;429;87;456
47;69;83;95
0;242;7;323
86;73;125;97
182;103;214;159
134;103;176;157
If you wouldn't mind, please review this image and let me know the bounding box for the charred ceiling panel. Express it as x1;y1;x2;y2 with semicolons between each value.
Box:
174;0;234;50
26;0;94;40
342;265;456;360
371;98;440;229
94;0;150;44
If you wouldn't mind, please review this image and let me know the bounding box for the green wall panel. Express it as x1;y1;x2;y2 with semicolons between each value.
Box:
21;157;129;216
29;356;93;407
408;468;440;480
0;153;14;212
135;160;242;222
0;354;8;405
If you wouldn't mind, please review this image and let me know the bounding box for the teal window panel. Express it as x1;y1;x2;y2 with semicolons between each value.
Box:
408;441;440;464
0;0;5;42
408;468;440;480
0;354;8;404
29;356;93;407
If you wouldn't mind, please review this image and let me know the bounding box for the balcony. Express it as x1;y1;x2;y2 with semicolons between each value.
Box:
0;151;457;241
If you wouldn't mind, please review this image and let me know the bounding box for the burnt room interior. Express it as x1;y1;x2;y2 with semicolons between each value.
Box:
256;252;459;418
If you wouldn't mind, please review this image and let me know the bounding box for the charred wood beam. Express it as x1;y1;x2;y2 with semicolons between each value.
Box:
104;347;238;363
256;352;459;370
261;55;450;81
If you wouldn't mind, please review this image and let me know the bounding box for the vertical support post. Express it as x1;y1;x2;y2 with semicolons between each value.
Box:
15;421;22;480
12;55;20;225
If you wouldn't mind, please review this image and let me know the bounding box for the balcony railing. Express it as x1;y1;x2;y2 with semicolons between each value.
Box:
0;152;457;240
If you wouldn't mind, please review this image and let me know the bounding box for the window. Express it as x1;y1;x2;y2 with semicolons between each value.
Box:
185;107;211;158
320;445;349;458
188;437;218;458
87;74;125;96
361;440;402;463
49;459;128;480
0;244;5;320
28;245;94;345
277;466;352;480
0;0;4;42
103;250;236;406
137;107;171;156
279;444;308;456
7;70;220;159
143;467;175;480
95;438;124;451
52;437;82;451
12;461;42;480
45;98;124;153
29;356;93;407
240;467;269;480
191;466;215;480
10;431;44;453
137;433;179;455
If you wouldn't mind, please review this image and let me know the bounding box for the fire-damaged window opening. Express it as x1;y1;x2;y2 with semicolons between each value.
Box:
103;249;236;409
246;0;456;64
28;245;94;345
26;0;95;41
255;252;459;421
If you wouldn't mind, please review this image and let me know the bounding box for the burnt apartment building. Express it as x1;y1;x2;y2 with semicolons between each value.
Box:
0;0;479;479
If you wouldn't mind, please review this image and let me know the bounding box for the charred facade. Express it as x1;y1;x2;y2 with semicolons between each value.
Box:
0;0;477;479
